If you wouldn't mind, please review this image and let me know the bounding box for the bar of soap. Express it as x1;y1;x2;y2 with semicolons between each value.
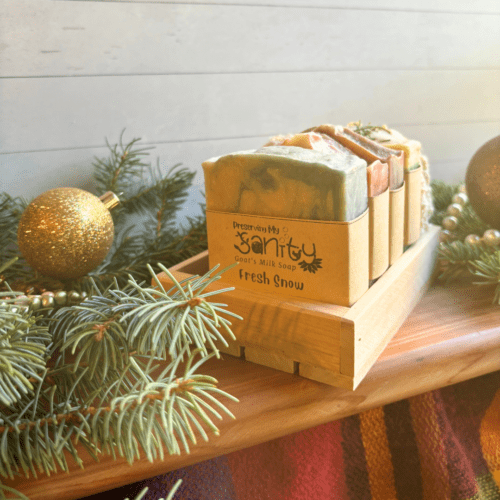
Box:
202;145;368;222
348;123;422;171
348;123;433;231
267;132;388;198
306;124;405;190
265;131;352;156
367;160;389;197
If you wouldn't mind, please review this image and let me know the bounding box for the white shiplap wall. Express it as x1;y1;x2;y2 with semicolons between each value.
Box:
1;0;499;218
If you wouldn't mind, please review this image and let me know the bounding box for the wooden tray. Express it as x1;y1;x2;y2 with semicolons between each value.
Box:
159;225;440;390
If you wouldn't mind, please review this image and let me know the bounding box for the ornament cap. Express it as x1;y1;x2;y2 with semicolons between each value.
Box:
99;191;120;210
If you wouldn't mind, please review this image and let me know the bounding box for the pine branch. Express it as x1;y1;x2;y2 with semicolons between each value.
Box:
51;265;240;386
448;204;491;242
129;479;182;500
87;134;206;291
93;131;154;198
0;194;26;249
0;299;51;406
470;250;500;304
0;132;236;500
429;180;462;226
437;240;489;283
0;349;237;488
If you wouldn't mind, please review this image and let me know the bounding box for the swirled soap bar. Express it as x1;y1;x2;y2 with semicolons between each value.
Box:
265;132;388;198
202;145;368;222
305;124;404;190
349;124;422;171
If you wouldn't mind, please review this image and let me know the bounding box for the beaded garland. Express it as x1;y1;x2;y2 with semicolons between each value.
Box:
439;186;500;249
1;289;88;313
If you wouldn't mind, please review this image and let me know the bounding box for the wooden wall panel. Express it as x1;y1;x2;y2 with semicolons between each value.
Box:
0;137;260;199
0;0;500;77
88;0;500;15
2;70;499;154
2;2;500;77
3;121;499;202
1;0;499;217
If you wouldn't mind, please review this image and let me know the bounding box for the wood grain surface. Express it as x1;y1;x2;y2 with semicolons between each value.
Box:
6;281;500;500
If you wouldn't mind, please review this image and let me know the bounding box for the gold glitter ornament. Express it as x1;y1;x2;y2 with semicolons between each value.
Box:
465;135;500;228
17;188;119;280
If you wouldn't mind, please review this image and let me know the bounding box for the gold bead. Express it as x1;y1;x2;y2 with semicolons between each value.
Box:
465;234;481;246
439;229;452;243
29;296;42;310
459;184;467;194
452;193;468;206
14;295;30;306
482;229;500;247
41;295;55;308
442;216;459;231
54;291;68;306
68;291;81;304
447;203;463;218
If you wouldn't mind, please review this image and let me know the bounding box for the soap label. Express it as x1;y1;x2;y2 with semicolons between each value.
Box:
206;210;369;306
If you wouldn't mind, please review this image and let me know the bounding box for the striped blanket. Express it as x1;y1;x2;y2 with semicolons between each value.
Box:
90;370;500;500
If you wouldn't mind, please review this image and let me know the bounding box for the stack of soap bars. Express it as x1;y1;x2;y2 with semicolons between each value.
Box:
202;124;429;307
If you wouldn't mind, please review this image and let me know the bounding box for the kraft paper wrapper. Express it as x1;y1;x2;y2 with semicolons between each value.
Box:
369;188;389;280
206;209;369;307
389;182;405;265
404;166;423;246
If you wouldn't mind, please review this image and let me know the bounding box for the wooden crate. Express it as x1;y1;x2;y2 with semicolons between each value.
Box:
158;225;440;390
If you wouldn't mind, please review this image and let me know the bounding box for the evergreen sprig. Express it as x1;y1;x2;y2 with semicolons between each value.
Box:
0;349;237;483
0;194;25;250
93;131;155;201
432;180;500;302
0;133;238;499
0;195;28;288
437;240;489;283
470;250;500;304
430;180;461;219
50;264;240;382
0;132;208;296
0;297;51;407
85;134;207;292
130;480;182;500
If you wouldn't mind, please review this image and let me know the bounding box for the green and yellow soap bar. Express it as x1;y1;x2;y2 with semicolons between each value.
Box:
202;145;368;222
